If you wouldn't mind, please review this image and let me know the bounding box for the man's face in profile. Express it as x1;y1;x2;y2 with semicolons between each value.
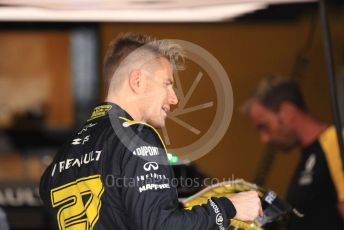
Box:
248;101;298;151
140;58;178;129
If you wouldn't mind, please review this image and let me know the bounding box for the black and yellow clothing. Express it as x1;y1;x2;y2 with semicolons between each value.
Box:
287;126;344;229
40;102;236;230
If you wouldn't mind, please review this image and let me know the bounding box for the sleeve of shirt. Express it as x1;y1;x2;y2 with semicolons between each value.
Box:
319;126;344;202
120;125;236;230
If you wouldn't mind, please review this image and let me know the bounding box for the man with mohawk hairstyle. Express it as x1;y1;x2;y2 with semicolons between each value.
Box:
40;33;262;229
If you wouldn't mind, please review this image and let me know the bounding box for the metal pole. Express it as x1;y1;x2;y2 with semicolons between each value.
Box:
318;0;344;167
70;25;100;128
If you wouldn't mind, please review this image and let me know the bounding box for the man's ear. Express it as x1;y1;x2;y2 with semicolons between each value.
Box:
128;69;144;93
279;101;297;123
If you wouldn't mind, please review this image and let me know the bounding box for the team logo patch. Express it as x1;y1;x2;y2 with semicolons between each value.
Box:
71;135;90;145
88;105;112;121
299;154;316;186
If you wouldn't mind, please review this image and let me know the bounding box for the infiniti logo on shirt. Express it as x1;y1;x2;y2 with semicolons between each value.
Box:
143;162;159;171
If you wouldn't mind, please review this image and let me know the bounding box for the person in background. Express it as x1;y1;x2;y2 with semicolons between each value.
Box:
244;75;344;229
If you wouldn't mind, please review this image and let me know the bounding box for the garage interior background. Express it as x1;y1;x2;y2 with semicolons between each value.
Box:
0;1;343;229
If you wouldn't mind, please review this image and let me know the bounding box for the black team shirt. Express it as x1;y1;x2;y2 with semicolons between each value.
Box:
40;102;236;230
287;126;344;230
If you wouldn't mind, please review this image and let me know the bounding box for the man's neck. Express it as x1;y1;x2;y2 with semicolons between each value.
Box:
293;114;328;148
106;94;142;121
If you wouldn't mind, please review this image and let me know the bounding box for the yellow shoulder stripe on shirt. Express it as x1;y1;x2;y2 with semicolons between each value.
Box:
118;116;167;153
319;126;344;201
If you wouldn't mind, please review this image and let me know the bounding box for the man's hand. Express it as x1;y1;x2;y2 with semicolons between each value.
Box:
227;190;263;222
